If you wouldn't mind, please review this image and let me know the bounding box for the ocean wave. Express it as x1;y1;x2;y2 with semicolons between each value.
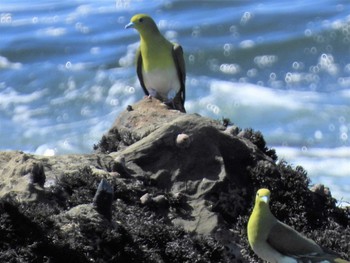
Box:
185;78;349;149
276;146;350;178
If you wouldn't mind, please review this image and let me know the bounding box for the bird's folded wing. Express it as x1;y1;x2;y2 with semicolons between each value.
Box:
267;220;324;257
172;44;186;102
136;48;148;95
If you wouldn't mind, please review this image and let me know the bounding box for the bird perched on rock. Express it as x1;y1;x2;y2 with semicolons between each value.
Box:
125;14;186;113
247;188;349;263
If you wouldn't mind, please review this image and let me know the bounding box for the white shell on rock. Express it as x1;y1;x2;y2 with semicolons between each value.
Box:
176;133;191;148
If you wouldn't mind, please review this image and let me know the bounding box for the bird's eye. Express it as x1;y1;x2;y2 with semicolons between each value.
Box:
139;18;144;23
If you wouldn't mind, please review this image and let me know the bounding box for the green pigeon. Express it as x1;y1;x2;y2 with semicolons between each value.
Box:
247;188;349;263
125;14;186;113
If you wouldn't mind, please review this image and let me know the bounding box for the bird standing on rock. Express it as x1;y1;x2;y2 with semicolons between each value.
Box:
125;14;186;113
247;188;350;263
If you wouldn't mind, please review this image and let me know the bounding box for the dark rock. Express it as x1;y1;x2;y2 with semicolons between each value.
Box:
238;128;277;161
112;155;132;177
224;125;240;136
29;161;46;186
0;98;349;262
140;192;152;205
152;194;169;208
310;183;331;197
93;179;114;221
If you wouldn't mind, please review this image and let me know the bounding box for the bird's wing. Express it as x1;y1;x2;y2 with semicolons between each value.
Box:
267;220;324;257
136;48;149;96
172;43;186;104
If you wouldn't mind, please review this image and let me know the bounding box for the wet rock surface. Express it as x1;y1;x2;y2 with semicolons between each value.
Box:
0;98;349;262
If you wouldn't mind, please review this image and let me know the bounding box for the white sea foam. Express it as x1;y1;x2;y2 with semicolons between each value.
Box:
187;80;348;141
276;146;350;177
119;42;139;68
37;27;66;36
0;56;22;69
0;87;46;110
186;79;322;119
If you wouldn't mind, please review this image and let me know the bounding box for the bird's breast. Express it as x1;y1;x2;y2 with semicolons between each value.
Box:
142;67;180;100
140;38;174;71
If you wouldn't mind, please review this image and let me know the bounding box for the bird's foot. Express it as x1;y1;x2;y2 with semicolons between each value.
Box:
143;95;152;101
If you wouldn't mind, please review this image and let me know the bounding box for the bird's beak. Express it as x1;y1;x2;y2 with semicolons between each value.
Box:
260;196;269;203
125;22;135;29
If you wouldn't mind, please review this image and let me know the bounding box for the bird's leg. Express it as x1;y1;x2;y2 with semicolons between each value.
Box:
144;89;158;100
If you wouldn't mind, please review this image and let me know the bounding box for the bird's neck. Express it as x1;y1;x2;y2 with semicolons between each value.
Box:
139;26;164;43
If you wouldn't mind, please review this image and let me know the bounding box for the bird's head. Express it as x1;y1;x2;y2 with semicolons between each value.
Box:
255;188;271;205
125;14;160;36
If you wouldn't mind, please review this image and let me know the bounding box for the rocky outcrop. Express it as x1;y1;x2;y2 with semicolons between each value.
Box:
0;98;349;262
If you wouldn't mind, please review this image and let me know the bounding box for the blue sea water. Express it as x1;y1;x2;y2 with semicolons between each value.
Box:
0;0;349;203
